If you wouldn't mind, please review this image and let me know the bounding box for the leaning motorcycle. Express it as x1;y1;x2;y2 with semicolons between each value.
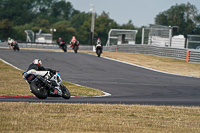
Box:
96;42;102;57
12;42;20;51
58;41;67;52
23;69;70;99
71;41;79;53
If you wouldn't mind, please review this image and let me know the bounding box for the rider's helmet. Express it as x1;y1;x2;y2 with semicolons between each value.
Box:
33;59;42;66
8;37;11;40
98;38;100;40
59;37;61;40
72;36;76;39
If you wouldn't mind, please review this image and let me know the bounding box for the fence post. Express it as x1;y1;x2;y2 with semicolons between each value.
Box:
186;50;190;63
116;44;118;52
141;26;144;45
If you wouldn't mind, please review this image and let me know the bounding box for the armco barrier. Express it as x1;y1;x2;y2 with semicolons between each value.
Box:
117;45;187;60
1;42;200;63
116;44;200;63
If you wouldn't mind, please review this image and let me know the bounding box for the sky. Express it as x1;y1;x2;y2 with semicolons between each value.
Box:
66;0;200;27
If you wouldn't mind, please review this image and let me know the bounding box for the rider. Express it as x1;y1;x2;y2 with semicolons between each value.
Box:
8;37;14;49
95;38;102;46
57;37;65;48
95;38;103;50
27;59;61;95
70;36;79;48
58;37;63;44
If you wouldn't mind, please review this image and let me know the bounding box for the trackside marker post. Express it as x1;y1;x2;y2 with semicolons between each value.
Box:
116;44;118;52
186;50;189;63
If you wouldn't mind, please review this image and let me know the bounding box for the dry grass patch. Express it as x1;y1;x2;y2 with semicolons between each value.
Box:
0;102;200;133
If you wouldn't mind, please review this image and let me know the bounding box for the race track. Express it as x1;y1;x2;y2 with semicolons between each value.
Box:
0;48;200;106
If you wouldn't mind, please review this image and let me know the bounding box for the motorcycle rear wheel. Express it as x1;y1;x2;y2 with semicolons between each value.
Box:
97;49;101;57
30;81;48;99
61;84;71;99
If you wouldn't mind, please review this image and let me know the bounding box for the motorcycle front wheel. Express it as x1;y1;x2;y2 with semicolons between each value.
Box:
30;81;48;99
63;45;67;52
61;84;71;99
74;46;78;53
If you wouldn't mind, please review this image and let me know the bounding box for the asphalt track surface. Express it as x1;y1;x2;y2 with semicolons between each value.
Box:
0;48;200;106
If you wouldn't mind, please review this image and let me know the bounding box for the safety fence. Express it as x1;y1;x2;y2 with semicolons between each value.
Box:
116;44;200;64
1;42;200;63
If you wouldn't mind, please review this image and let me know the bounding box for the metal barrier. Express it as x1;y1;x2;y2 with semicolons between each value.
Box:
117;45;187;60
116;44;200;63
1;42;200;63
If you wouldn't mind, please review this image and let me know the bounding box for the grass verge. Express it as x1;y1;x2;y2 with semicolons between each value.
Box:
0;102;200;133
1;48;200;133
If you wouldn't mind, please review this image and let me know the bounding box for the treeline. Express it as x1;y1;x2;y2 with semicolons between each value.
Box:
0;0;200;45
0;0;135;45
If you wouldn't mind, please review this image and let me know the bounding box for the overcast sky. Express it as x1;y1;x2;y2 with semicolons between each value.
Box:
66;0;200;27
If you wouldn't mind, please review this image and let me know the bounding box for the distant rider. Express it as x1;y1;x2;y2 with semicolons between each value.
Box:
57;37;65;48
95;38;102;47
70;36;79;48
26;59;61;95
95;38;103;50
8;37;14;49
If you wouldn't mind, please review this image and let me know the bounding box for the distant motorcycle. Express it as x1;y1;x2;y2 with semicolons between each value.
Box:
12;41;20;51
71;41;79;53
23;70;70;99
57;40;67;52
96;42;102;57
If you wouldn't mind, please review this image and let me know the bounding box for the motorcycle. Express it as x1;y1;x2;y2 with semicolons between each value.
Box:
96;42;102;57
23;69;71;99
71;41;79;53
58;41;67;52
12;41;20;51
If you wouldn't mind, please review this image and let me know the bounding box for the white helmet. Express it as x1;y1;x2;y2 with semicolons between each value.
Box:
33;59;42;65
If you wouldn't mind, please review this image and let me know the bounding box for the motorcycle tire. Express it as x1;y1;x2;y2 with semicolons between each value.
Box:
97;49;101;57
30;81;48;99
74;46;78;53
61;84;71;99
62;45;67;52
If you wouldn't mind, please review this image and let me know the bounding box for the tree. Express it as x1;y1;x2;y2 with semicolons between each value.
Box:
155;2;200;36
0;19;13;39
69;12;90;32
121;20;135;29
0;0;37;25
50;0;74;20
94;11;119;45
